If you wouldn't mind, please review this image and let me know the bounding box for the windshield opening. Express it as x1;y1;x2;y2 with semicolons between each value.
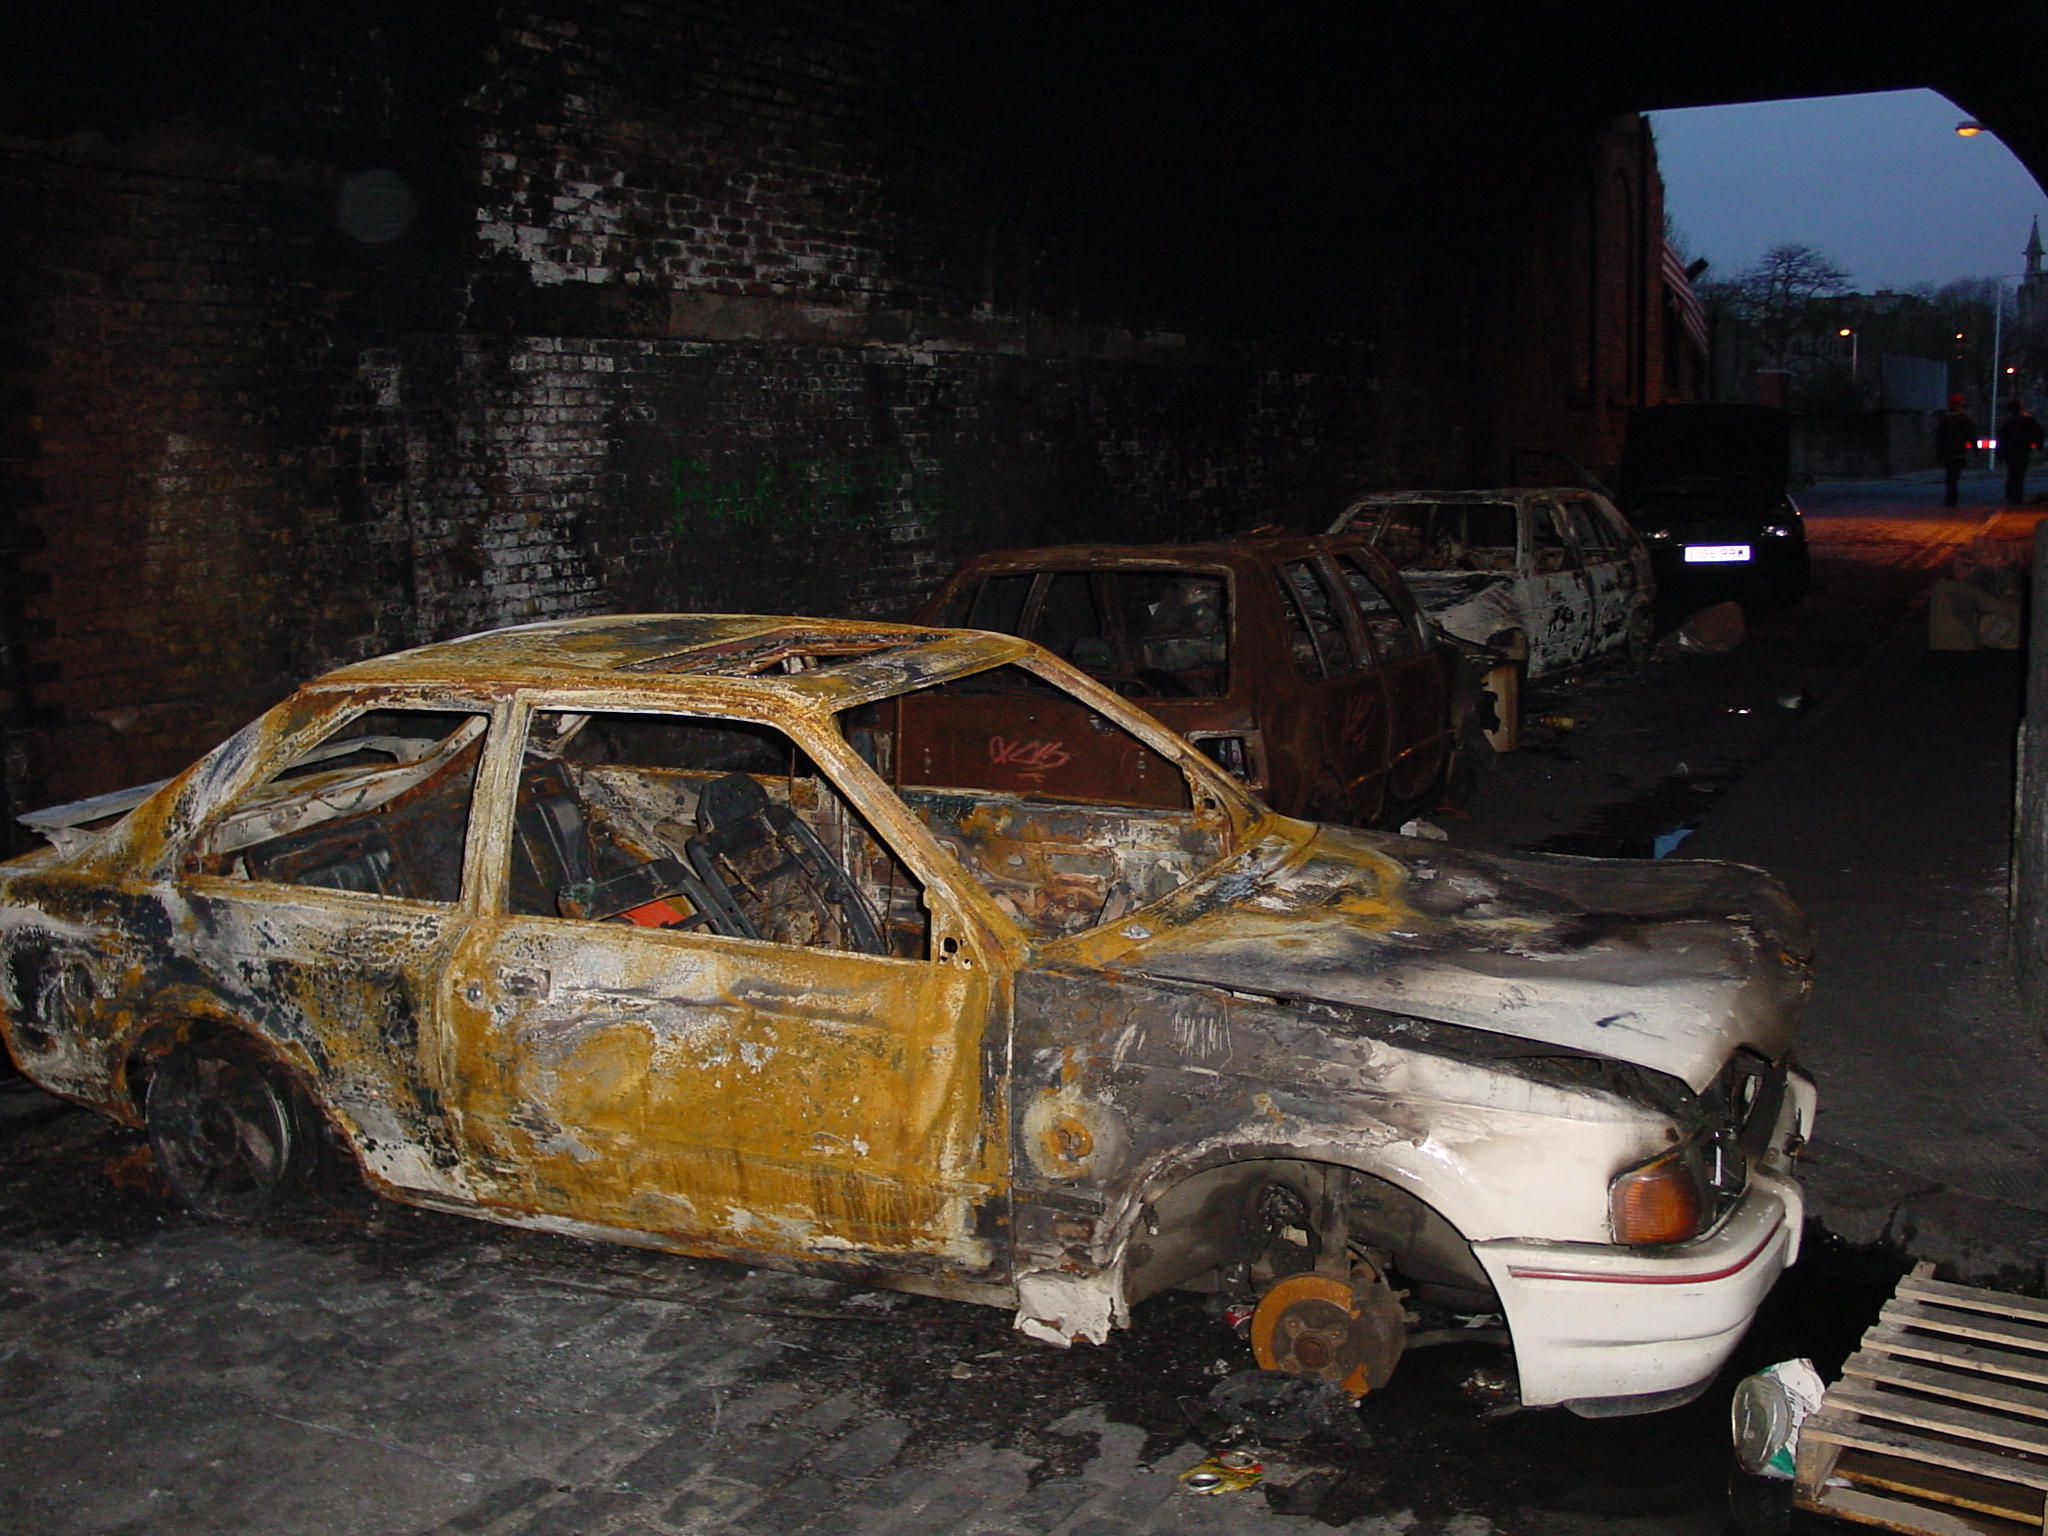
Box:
944;568;1230;698
1372;503;1520;572
838;656;1248;939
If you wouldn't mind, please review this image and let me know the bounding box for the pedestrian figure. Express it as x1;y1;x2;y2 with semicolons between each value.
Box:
1936;394;1979;508
1997;398;2043;505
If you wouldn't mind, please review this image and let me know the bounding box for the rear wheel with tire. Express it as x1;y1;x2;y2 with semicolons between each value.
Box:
145;1041;313;1220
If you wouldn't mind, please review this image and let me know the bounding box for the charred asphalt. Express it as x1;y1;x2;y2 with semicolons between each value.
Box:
0;475;2020;1536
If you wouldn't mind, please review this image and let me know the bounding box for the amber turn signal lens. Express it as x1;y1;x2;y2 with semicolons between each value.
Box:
1609;1147;1706;1245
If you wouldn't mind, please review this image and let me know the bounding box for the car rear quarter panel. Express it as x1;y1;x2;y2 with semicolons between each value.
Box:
0;854;473;1195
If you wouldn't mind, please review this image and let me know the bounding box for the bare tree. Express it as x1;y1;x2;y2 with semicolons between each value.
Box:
1725;243;1854;366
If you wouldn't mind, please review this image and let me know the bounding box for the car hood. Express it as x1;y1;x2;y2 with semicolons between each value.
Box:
1391;572;1520;647
1399;571;1508;601
1102;823;1810;1093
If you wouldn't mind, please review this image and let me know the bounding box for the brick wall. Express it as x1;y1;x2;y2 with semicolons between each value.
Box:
1472;113;1670;486
0;0;1670;821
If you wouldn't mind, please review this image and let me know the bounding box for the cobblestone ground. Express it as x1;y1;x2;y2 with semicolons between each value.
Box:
0;1085;1751;1536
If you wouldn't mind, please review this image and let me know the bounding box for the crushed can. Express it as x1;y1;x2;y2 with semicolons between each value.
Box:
1180;1450;1262;1495
1731;1358;1827;1479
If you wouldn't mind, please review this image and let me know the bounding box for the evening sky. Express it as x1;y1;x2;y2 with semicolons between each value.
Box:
1650;89;2048;292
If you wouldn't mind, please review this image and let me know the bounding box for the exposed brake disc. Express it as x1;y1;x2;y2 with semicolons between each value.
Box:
1248;1265;1406;1399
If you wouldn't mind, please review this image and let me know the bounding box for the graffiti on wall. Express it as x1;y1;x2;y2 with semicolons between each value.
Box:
671;455;944;537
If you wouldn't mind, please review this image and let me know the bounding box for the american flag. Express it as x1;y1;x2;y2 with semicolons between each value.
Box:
1662;241;1709;356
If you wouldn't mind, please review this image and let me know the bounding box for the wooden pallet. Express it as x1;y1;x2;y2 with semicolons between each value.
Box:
1797;1264;2048;1534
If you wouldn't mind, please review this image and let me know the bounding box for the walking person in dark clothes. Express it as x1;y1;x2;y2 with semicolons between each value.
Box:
1997;398;2043;505
1937;394;1979;507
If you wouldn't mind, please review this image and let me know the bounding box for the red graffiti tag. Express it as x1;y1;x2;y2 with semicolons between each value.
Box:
988;736;1071;770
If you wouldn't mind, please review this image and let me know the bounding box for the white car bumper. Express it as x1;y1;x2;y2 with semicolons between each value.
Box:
1473;1164;1804;1411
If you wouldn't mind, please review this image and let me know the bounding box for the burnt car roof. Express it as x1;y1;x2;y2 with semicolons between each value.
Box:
319;614;1027;705
1334;486;1587;514
938;533;1351;569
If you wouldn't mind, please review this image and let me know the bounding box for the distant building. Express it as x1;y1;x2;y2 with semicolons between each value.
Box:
2017;218;2047;403
2019;218;2045;334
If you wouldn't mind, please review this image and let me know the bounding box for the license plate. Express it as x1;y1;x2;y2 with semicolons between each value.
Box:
1684;544;1752;564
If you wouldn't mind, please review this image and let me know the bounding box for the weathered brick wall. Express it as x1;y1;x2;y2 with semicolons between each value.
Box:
0;0;1668;823
0;126;439;809
1471;113;1670;487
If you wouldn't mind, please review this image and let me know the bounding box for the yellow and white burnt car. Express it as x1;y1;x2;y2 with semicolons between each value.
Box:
0;615;1813;1415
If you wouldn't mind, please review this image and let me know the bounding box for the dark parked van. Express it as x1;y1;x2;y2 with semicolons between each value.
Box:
1616;404;1809;607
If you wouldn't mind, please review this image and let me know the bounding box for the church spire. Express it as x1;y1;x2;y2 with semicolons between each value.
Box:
2028;217;2044;273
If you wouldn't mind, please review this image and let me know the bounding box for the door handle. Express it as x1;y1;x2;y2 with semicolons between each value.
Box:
499;967;551;1000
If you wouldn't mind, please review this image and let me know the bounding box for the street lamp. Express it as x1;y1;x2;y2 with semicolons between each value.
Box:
1838;327;1857;381
1989;273;2028;414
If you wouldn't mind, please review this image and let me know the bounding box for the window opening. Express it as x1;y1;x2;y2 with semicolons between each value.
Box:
512;710;924;959
950;573;1035;633
1563;498;1617;556
193;707;487;903
1337;551;1421;661
1097;571;1228;696
1373;503;1519;572
1531;501;1575;573
1277;560;1354;679
1033;572;1105;668
945;571;1229;700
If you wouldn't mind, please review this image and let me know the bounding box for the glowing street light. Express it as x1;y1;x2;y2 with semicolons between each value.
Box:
1989;272;2030;410
1957;121;1987;137
1838;326;1858;379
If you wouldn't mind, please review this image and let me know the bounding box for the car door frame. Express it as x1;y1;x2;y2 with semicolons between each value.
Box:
156;684;509;1203
1325;536;1451;808
1591;491;1657;635
1266;545;1395;825
1520;493;1596;675
430;687;1018;1282
1557;491;1638;659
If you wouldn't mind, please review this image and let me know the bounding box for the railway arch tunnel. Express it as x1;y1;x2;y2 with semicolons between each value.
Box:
0;0;2043;825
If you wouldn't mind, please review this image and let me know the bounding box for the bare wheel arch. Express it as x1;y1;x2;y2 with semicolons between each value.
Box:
141;1029;321;1220
1118;1156;1496;1314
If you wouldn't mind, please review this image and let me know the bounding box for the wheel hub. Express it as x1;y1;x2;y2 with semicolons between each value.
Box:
1249;1267;1407;1398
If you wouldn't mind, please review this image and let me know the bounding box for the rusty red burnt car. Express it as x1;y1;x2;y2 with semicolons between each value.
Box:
911;531;1490;828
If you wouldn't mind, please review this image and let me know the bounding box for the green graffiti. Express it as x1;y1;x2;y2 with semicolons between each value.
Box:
670;454;944;535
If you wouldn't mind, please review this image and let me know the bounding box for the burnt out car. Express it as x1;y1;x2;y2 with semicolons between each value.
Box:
1330;489;1655;739
912;532;1485;828
0;615;1812;1415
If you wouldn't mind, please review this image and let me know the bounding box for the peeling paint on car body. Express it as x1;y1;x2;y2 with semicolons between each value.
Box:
1332;489;1655;680
0;613;1809;1412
